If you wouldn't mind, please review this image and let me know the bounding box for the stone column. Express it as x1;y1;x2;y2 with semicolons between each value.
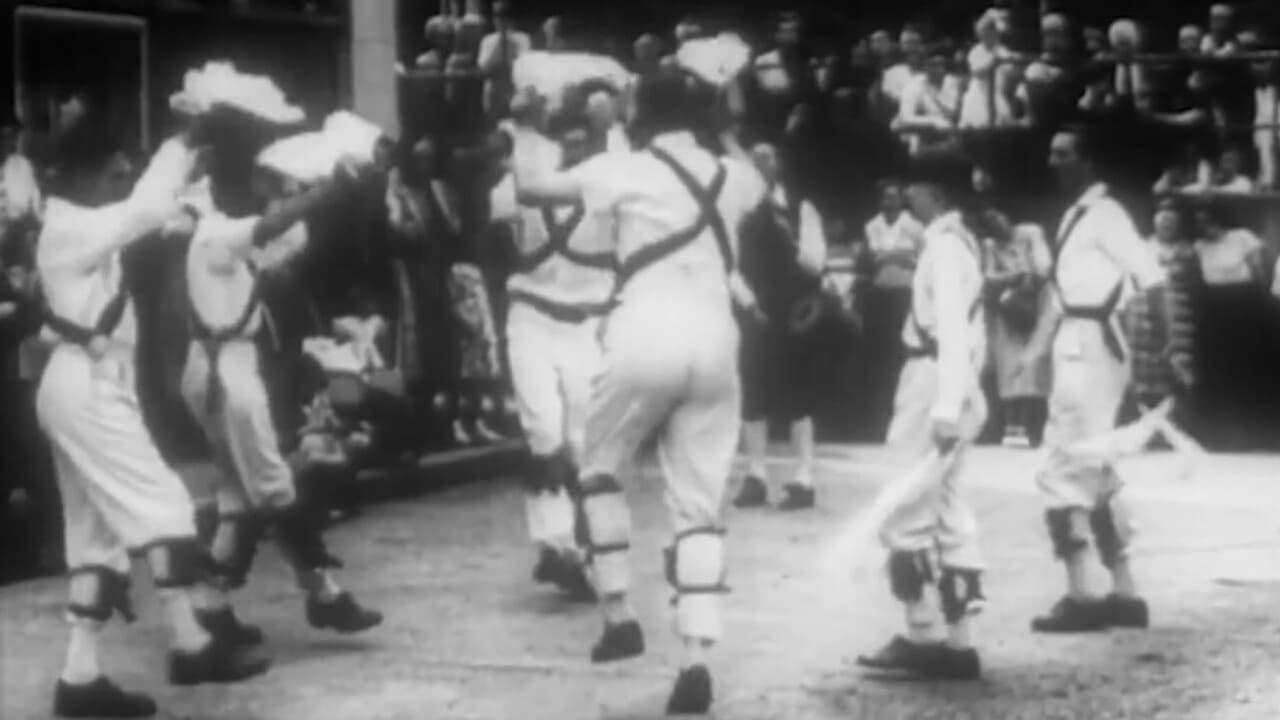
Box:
349;0;400;137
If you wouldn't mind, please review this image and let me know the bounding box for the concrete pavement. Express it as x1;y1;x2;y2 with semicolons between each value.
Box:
3;445;1280;719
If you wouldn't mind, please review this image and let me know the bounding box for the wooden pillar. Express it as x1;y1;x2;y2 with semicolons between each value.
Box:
350;0;399;137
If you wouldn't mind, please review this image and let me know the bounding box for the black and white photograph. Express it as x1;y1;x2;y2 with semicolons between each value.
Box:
2;0;1280;717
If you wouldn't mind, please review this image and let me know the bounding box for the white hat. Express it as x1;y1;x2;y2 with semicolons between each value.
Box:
511;51;629;102
170;61;305;125
256;111;385;183
675;33;752;89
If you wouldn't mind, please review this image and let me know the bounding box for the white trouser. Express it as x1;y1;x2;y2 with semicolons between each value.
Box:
1037;319;1131;509
879;356;987;570
506;303;603;459
36;344;197;573
180;338;296;516
583;295;742;535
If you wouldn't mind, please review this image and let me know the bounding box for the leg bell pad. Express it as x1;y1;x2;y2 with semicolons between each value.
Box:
1045;508;1089;560
938;567;985;624
1090;503;1122;569
146;538;215;589
666;528;729;642
209;514;266;590
66;566;138;624
577;475;631;596
887;549;935;604
271;504;342;573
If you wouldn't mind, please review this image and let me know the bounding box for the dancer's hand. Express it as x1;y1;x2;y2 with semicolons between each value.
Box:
931;418;960;453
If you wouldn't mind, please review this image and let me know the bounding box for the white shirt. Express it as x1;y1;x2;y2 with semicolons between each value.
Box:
185;208;307;335
1196;229;1263;286
894;75;962;154
1053;183;1165;354
881;63;921;105
566;131;767;307
765;184;827;275
37;137;197;348
865;211;926;289
491;129;616;308
903;211;986;423
1;153;41;223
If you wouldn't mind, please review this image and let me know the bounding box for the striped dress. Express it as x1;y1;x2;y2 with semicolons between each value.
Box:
1123;240;1198;403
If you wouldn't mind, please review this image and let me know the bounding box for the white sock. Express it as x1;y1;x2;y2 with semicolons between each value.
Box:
542;488;576;551
743;420;769;478
601;593;635;626
680;636;712;670
61;618;103;684
904;588;940;644
157;589;211;653
790;418;815;488
300;569;343;602
945;617;974;650
524;492;547;546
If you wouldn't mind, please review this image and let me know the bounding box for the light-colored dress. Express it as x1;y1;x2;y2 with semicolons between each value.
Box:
960;43;1016;129
983;222;1052;400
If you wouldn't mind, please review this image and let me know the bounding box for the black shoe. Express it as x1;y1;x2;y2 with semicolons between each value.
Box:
590;620;645;663
733;475;768;508
1100;594;1150;629
553;554;598;603
54;677;157;718
306;592;384;634
196;607;265;647
917;644;982;680
168;640;271;686
856;635;944;671
1030;596;1109;634
665;664;712;715
778;484;816;510
532;547;563;585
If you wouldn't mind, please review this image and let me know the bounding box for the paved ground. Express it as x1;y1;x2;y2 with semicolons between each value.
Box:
4;445;1280;720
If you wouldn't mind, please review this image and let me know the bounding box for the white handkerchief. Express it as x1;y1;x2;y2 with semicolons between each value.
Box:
676;33;752;88
321;111;386;166
170;61;305;125
256;133;339;184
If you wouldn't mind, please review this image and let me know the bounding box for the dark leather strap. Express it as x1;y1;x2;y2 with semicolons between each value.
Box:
508;288;611;325
615;146;731;289
513;201;615;274
1061;280;1126;363
44;285;130;347
190;270;263;415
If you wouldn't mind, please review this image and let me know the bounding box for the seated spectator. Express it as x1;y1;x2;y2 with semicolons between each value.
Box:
891;50;962;157
674;15;705;46
632;33;664;77
478;1;531;74
1193;145;1255;193
1103;19;1151;113
1178;24;1204;57
1202;3;1239;56
415;49;444;71
881;26;927;113
1017;12;1082;128
959;9;1018;128
541;16;566;52
1154;141;1212;194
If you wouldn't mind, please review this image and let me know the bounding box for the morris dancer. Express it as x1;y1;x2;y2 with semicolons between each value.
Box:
733;140;828;511
180;142;382;648
490;100;620;600
1030;127;1187;633
855;161;989;680
37;112;269;720
508;36;764;714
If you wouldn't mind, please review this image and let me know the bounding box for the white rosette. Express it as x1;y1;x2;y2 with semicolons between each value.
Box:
255;111;386;184
675;33;752;89
170;61;305;125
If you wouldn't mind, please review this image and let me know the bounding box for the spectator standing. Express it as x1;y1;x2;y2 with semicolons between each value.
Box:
1017;13;1082;129
863;180;926;437
454;0;487;59
1202;3;1239;57
1194;145;1256;193
881;27;928;114
1191;199;1275;449
1;116;42;233
1178;25;1205;57
971;165;1051;447
960;10;1018;129
892;50;962;158
1243;30;1280;189
541;16;566;52
424;0;460;57
632;33;664;78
